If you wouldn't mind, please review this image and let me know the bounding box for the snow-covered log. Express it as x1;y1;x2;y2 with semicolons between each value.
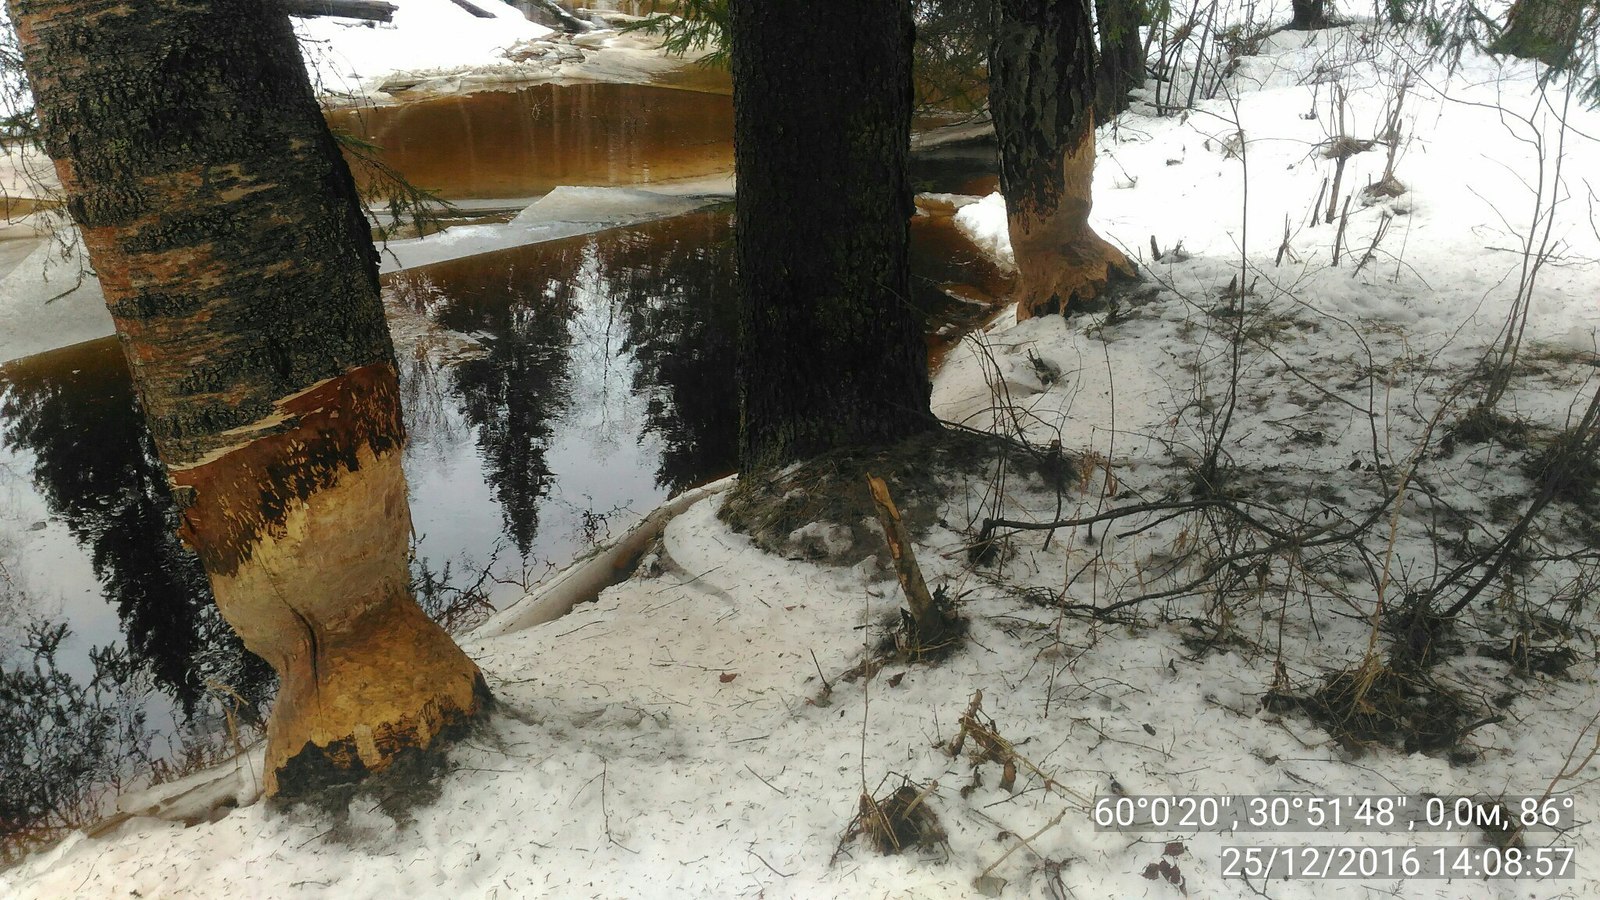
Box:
473;475;737;638
282;0;397;22
85;748;266;837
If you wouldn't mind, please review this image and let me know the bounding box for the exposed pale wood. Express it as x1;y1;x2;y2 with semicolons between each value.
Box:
991;0;1137;320
12;0;487;799
867;475;938;637
282;0;397;22
1006;120;1135;320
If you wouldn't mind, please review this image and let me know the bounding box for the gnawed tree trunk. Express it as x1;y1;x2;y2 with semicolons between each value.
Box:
1094;0;1146;120
11;0;489;798
991;0;1136;320
729;0;935;471
1495;0;1587;69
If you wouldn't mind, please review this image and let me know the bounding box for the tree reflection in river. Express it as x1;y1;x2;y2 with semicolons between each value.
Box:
384;210;741;562
389;247;579;558
608;211;739;493
0;341;273;717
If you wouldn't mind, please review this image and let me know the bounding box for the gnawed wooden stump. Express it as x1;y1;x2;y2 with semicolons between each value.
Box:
867;474;963;656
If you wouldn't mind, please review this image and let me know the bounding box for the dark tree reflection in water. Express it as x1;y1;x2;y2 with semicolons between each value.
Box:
0;341;273;718
385;209;743;562
390;248;580;558
0;342;273;859
0;204;1003;855
608;211;740;494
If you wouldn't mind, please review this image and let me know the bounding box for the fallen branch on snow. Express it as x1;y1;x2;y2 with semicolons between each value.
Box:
473;475;737;638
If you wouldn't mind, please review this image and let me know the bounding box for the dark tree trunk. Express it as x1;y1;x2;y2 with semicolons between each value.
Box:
1094;0;1146;120
1494;0;1586;68
729;0;934;472
10;0;488;798
1290;0;1329;30
991;0;1135;320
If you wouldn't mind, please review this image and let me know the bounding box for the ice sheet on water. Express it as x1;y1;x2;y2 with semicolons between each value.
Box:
380;181;731;272
0;230;112;366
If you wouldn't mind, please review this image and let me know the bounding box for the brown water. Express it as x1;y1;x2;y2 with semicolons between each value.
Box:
327;79;995;203
328;82;734;200
911;211;1014;368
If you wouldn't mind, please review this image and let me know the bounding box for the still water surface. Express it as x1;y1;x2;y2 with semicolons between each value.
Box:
329;83;735;200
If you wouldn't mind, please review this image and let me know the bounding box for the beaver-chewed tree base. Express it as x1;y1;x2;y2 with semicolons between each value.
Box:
269;679;494;825
1010;222;1139;320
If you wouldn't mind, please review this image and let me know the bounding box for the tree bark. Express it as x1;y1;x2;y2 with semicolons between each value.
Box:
991;0;1136;320
729;0;935;472
1290;0;1329;30
1494;0;1587;69
1094;0;1146;120
10;0;488;798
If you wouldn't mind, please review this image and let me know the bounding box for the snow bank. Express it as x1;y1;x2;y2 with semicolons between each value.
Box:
8;485;1597;899
958;28;1600;351
294;0;554;97
296;3;693;103
952;192;1014;272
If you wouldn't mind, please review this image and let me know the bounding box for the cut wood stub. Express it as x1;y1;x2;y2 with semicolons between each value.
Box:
867;474;961;654
198;442;489;797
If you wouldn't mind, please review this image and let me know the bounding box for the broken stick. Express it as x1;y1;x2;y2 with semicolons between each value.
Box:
867;474;956;651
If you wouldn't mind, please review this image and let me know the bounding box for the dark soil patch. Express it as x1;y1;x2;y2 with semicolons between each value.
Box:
719;426;1063;568
839;781;948;858
1382;599;1459;671
1479;637;1579;678
1525;426;1600;507
271;677;495;826
1443;406;1530;452
1264;662;1498;758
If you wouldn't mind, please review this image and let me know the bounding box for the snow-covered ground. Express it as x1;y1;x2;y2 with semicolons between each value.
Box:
7;14;1600;900
295;0;694;103
294;0;556;98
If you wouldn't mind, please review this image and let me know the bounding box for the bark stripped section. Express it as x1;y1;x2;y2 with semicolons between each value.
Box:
729;0;935;473
11;0;486;797
201;439;486;797
171;364;403;577
991;0;1135;319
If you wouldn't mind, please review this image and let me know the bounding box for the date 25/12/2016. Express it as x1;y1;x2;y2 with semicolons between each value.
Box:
1220;844;1576;879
